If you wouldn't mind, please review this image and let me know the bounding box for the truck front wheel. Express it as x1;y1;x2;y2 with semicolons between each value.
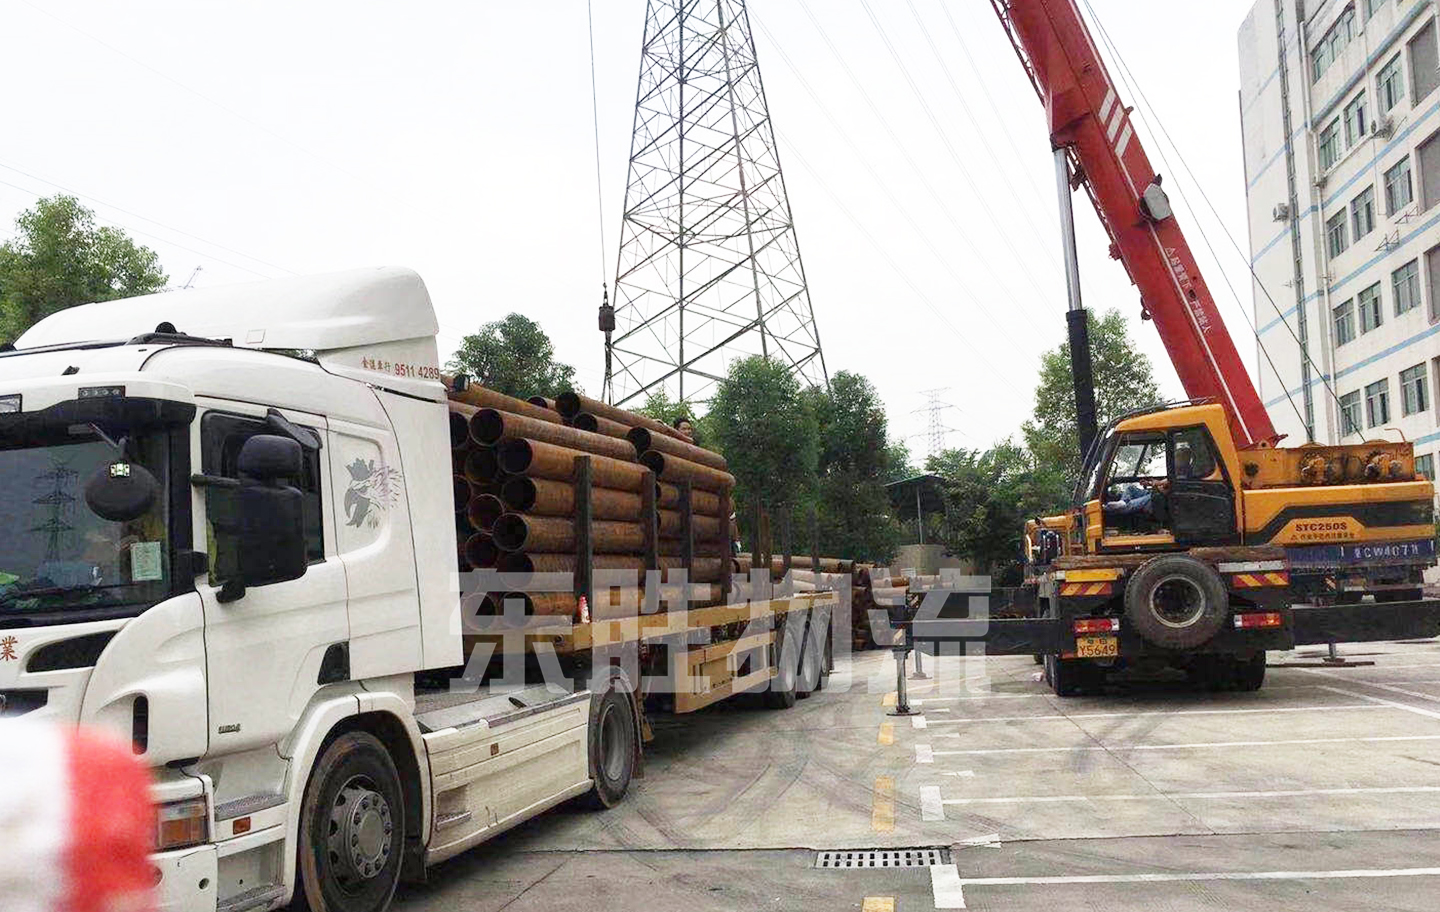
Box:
582;683;638;809
295;731;404;912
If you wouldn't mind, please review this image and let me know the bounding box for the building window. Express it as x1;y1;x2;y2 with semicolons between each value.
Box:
1418;453;1435;480
1410;19;1440;104
1385;156;1414;213
1351;185;1377;238
1401;363;1430;415
1333;299;1357;345
1378;53;1405;112
1345;93;1369;146
1340;390;1363;435
1358;282;1384;332
1312;6;1356;83
1327;209;1349;257
1393;258;1422;314
1319;119;1344;170
1366;378;1391;427
1364;0;1386;20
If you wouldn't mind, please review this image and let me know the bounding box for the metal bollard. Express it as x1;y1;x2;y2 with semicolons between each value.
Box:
887;638;920;717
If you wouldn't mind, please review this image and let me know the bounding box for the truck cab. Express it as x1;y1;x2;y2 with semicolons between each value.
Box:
0;268;603;911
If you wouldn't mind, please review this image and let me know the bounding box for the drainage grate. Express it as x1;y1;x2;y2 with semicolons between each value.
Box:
815;848;949;869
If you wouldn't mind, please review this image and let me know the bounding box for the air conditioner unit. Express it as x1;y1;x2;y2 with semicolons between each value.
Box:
1273;202;1291;221
1314;174;1328;189
1374;115;1395;139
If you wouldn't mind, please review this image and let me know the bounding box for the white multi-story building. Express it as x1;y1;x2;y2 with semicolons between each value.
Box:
1238;0;1440;483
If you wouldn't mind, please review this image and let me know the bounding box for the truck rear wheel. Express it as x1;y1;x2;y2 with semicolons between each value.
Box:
1044;654;1102;697
582;681;638;810
295;731;404;912
1377;588;1424;603
1233;652;1266;691
1124;555;1228;650
796;616;823;699
764;619;799;709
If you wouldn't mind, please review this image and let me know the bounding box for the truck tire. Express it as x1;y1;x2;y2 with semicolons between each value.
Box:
582;682;638;809
1377;588;1424;603
796;617;823;699
294;731;404;912
815;613;833;692
1124;555;1228;650
764;619;799;709
1233;652;1266;691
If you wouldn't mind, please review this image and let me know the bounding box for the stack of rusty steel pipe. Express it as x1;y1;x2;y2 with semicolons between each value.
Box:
447;384;737;620
849;566;905;648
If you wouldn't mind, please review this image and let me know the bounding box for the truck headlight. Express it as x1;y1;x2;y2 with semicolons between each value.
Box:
156;797;209;851
0;394;20;413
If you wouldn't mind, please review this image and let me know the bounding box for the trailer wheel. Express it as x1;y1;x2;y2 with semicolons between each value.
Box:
814;612;833;692
1044;654;1101;697
582;682;638;810
796;617;823;699
1377;588;1424;603
764;620;799;709
295;731;404;912
1124;555;1228;650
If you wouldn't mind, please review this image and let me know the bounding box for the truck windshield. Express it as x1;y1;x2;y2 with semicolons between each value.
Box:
0;427;170;623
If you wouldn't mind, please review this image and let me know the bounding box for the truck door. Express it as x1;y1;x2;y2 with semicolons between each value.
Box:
195;403;349;755
1167;426;1237;545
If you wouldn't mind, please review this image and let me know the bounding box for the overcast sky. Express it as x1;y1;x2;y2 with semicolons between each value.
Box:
0;0;1260;458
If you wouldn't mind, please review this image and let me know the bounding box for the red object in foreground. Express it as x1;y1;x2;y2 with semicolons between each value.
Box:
0;721;155;912
992;0;1282;449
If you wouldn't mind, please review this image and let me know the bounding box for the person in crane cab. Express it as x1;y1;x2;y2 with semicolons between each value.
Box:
1173;442;1195;479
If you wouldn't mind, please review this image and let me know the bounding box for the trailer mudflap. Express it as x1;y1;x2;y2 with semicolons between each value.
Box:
1291;599;1440;646
910;618;1068;656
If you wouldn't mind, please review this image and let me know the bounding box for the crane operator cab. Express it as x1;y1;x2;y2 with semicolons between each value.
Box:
1090;423;1236;550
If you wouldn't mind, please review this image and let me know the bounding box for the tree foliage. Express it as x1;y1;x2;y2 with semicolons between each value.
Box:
708;356;819;517
808;371;904;563
927;440;1069;581
1021;308;1162;485
634;389;695;431
448;313;578;398
0;195;167;343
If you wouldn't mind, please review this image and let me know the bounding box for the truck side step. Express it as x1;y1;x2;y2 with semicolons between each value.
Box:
216;884;285;912
434;809;474;831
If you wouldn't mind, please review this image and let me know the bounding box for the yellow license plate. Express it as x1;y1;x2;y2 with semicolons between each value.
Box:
1075;635;1118;658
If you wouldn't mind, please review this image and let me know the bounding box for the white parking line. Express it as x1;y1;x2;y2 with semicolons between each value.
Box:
920;786;944;821
929;733;1440;755
941;785;1440;805
1302;671;1440;713
911;693;1050;702
916;744;934;764
912;715;927;729
918;703;1386;725
941;866;1440;908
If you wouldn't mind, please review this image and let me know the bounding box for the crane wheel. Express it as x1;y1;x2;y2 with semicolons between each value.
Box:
1124;555;1228;650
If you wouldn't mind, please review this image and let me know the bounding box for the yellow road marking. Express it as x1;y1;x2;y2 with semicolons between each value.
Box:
883;691;897;707
878;721;894;745
862;898;895;912
872;776;896;833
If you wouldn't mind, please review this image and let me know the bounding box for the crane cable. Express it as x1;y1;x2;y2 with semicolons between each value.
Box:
587;0;608;283
1078;0;1341;431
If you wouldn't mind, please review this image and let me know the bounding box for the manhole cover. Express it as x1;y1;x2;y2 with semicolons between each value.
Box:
815;848;949;869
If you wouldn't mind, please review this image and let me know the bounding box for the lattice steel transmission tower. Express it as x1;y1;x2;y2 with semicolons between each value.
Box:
914;388;957;458
605;0;826;407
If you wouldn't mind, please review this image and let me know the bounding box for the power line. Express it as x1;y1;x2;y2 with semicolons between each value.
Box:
585;0;608;283
0;176;276;279
0;159;297;275
753;16;1035;354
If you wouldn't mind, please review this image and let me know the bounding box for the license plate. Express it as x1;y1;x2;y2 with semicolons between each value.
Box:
1075;635;1118;658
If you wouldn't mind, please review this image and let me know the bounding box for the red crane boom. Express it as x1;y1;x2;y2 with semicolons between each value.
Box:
992;0;1281;450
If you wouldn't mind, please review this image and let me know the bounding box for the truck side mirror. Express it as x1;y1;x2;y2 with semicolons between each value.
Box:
223;436;308;600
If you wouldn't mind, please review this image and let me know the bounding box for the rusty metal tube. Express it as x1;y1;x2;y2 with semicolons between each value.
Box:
471;409;635;461
463;532;500;568
626;426;728;472
475;591;575;617
555;390;689;442
446;381;562;424
639;450;736;493
467;494;505;532
464;448;504;485
657;510;725;540
491;513;646;553
448;403;477;448
453;475;472;513
496;438;651;490
528;395;558;411
500;476;642;520
572;411;634;441
655;482;722;514
497;552;725;583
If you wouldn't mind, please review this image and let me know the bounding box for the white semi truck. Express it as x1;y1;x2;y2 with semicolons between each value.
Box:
0;267;833;912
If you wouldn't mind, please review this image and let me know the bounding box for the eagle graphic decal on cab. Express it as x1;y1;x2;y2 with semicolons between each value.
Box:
343;458;401;529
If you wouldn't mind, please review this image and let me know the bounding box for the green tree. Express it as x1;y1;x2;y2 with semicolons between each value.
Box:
928;439;1069;581
708;355;819;521
807;371;904;563
883;440;918;482
448;314;579;398
0;195;167;343
634;389;695;431
1022;308;1162;484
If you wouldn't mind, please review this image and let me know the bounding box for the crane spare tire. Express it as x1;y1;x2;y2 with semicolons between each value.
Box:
1124;554;1228;650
